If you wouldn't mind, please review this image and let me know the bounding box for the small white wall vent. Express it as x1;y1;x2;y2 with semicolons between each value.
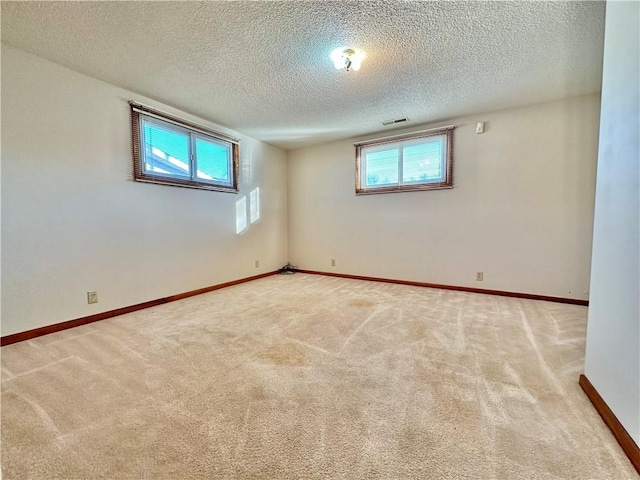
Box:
382;117;408;126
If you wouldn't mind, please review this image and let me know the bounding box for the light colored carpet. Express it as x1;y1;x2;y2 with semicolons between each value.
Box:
1;273;636;479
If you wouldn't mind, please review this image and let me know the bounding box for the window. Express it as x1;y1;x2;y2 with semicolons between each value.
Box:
131;103;239;193
355;127;454;194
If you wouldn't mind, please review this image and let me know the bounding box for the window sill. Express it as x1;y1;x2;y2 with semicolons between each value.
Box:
355;183;453;195
134;175;238;193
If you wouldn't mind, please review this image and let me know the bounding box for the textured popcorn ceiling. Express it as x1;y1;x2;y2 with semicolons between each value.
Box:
1;1;605;150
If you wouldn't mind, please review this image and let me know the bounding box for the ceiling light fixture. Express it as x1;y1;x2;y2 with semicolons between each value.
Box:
331;48;365;72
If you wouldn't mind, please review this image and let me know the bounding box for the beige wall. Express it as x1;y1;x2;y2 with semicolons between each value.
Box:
1;44;289;336
584;0;639;445
0;43;602;339
288;94;601;300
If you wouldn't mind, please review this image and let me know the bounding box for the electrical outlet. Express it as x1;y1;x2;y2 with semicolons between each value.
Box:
87;291;98;304
255;260;260;268
476;272;484;282
331;259;336;267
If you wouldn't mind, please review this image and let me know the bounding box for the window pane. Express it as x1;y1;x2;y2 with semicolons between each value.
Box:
355;128;452;194
402;140;443;183
143;122;190;177
365;149;399;186
195;137;230;183
133;107;239;193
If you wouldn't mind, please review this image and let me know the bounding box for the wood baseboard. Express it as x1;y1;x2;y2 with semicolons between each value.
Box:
298;270;589;306
0;268;589;346
579;374;640;474
1;271;278;347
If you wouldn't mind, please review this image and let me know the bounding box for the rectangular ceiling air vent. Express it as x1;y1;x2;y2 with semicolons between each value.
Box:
382;117;408;126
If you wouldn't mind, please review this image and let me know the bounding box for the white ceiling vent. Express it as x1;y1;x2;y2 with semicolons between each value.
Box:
382;118;409;126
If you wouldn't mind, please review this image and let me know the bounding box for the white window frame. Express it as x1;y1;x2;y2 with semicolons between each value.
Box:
355;126;454;195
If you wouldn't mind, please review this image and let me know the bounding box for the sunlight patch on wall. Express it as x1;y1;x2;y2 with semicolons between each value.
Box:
250;187;260;224
236;196;247;234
